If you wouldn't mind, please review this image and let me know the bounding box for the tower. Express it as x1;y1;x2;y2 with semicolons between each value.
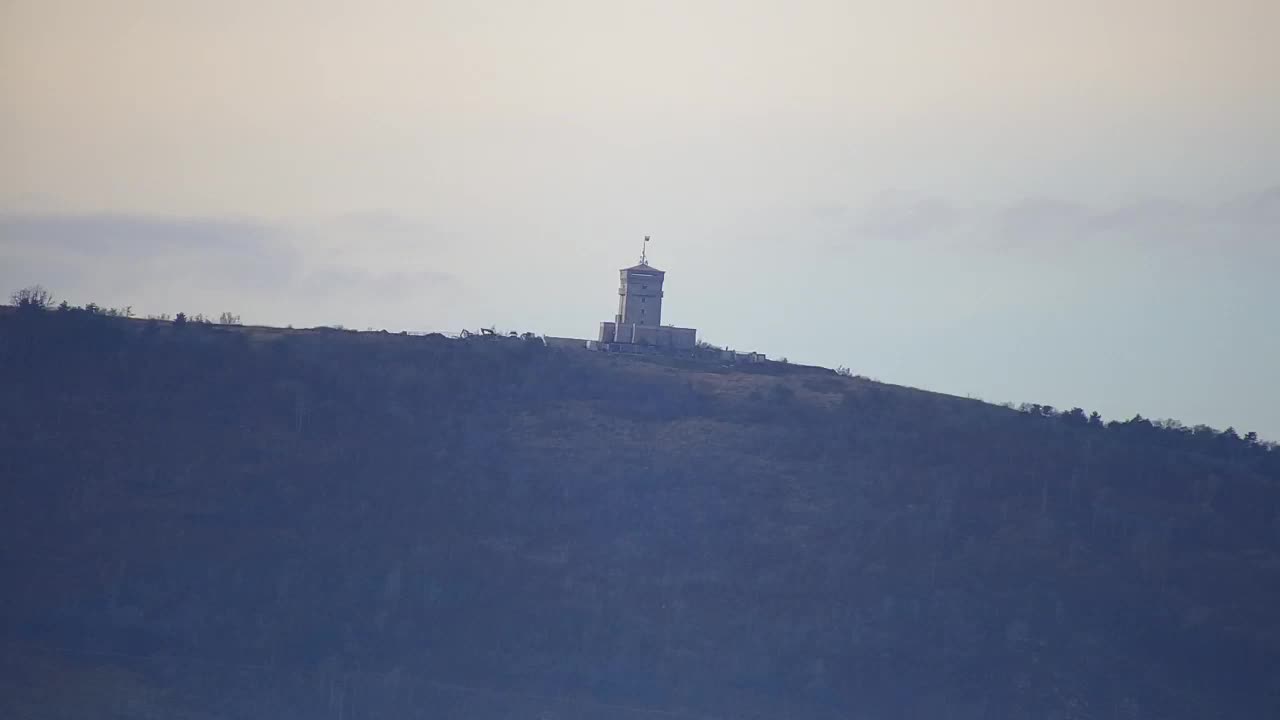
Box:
615;236;664;327
596;236;697;351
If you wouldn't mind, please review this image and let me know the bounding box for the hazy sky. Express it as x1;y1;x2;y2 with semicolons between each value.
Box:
3;0;1278;437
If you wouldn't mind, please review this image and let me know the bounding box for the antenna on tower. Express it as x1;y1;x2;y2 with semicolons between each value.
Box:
641;235;650;265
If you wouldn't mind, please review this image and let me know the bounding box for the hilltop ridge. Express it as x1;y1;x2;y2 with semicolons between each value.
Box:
2;306;1279;719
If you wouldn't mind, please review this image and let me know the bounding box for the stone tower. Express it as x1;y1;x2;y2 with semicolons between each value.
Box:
615;261;664;327
596;236;698;351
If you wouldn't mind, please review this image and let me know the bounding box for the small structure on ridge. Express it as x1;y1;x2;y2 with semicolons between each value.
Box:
594;236;698;352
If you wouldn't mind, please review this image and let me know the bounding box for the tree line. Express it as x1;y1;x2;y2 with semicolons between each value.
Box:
9;284;241;326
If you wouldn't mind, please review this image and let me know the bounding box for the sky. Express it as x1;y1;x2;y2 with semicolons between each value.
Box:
2;0;1278;437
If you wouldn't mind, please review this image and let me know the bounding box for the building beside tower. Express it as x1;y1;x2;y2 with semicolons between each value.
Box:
595;237;698;351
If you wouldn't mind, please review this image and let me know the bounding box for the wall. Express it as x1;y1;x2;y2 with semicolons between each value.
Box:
605;323;698;350
544;336;588;350
664;326;697;350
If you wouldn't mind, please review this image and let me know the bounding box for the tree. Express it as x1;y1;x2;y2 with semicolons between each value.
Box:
1062;407;1088;426
174;312;188;327
218;312;242;325
10;285;54;311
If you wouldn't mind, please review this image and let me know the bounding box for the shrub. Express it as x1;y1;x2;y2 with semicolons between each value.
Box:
10;285;54;311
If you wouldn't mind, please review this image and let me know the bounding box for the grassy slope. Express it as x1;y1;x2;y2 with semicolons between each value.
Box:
2;309;1279;719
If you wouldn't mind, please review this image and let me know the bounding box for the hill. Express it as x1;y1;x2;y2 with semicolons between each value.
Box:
2;305;1279;719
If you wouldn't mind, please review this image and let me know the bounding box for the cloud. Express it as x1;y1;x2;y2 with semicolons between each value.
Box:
995;198;1094;244
324;210;440;240
0;213;301;295
0;212;457;311
296;266;457;301
852;194;964;244
0;213;283;257
1213;186;1280;230
831;187;1279;255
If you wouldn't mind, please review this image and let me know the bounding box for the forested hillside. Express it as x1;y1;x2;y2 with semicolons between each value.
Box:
2;305;1279;719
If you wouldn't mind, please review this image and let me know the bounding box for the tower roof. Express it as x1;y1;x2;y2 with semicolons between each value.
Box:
622;262;664;274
